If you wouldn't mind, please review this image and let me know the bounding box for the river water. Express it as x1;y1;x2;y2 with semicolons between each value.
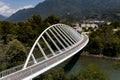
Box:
62;53;120;80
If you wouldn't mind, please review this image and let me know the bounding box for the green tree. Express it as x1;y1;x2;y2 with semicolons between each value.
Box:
50;68;66;80
115;30;120;38
44;14;60;25
98;25;114;45
5;39;27;68
86;25;120;57
16;25;35;46
34;68;66;80
0;21;15;44
26;15;43;34
103;37;120;57
0;45;6;71
77;64;109;80
26;15;49;38
86;36;104;55
111;22;120;28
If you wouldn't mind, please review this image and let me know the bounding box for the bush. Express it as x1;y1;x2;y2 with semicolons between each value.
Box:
5;39;27;68
77;64;109;80
86;36;104;55
103;38;120;57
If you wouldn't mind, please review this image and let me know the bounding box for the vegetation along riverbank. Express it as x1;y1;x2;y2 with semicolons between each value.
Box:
0;14;120;80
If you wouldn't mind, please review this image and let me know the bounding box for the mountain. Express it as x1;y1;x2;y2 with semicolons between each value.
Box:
0;15;6;20
6;0;120;22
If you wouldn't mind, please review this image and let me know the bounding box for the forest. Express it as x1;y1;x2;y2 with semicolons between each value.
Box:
0;14;120;80
85;22;120;57
34;64;109;80
0;14;60;71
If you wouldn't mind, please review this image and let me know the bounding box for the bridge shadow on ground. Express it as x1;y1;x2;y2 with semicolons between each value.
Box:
64;50;83;73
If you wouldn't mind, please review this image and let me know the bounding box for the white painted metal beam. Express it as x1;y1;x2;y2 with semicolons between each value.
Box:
37;43;48;60
22;35;89;80
45;31;62;53
49;29;66;50
42;36;56;56
52;27;70;47
61;25;78;42
31;54;37;64
55;26;73;46
58;26;76;44
0;24;89;80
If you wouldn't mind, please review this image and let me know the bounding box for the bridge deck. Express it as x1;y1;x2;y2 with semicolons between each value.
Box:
0;35;88;80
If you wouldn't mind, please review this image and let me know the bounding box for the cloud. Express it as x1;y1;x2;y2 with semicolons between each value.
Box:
0;1;15;17
0;1;33;17
20;5;33;9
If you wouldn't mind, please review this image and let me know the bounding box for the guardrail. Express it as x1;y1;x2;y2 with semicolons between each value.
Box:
0;24;89;80
0;54;53;78
0;35;88;80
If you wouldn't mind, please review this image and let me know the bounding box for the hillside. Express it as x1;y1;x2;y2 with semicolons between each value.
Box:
0;15;6;20
6;0;120;22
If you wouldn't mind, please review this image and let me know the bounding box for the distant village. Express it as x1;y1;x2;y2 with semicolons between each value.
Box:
72;20;111;32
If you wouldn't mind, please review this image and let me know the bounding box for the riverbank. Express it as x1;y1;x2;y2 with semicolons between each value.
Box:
81;52;120;61
66;55;120;80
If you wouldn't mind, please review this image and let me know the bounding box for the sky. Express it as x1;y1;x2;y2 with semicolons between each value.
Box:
0;0;45;17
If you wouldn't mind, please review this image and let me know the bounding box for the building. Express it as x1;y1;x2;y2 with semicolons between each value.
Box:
73;27;82;32
80;23;98;29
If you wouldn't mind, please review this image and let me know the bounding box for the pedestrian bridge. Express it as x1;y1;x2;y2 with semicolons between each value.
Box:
0;24;89;80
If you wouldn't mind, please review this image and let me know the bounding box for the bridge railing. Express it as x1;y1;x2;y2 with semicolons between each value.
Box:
0;54;54;78
0;24;89;80
22;24;82;69
0;35;88;80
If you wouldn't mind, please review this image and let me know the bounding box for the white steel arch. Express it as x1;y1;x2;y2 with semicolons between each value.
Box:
0;24;89;80
23;24;84;69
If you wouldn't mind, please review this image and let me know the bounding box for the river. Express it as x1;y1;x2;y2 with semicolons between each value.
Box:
36;53;120;80
61;53;120;80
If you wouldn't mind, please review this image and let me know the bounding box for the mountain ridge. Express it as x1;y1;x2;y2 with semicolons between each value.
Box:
0;15;6;20
6;0;120;22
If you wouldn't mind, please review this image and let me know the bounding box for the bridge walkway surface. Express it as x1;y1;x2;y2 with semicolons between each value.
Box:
0;24;89;80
